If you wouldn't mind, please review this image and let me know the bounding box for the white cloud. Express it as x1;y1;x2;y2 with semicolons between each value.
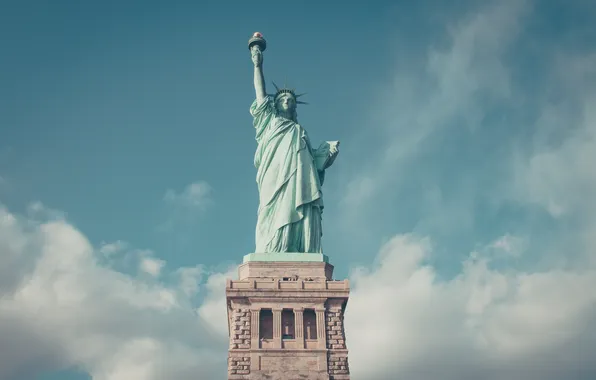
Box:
163;181;213;209
0;204;229;380
527;122;594;203
26;201;66;221
176;265;204;297
99;240;128;257
340;175;374;209
197;267;237;337
511;95;596;220
488;234;525;257
159;181;214;234
139;257;166;277
346;234;596;380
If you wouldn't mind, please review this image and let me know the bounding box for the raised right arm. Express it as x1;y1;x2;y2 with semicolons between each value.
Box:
252;47;267;104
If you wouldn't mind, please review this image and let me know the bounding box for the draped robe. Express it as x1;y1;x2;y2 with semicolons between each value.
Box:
251;96;335;253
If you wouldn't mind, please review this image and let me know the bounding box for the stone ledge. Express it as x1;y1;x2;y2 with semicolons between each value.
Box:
238;260;334;280
243;252;329;263
226;290;350;301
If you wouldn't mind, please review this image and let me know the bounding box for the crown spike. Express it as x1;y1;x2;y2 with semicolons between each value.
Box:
272;80;307;104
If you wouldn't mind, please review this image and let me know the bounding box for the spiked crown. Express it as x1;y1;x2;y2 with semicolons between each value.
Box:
272;82;308;105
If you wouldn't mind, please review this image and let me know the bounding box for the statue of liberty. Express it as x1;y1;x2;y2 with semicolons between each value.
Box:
248;32;339;254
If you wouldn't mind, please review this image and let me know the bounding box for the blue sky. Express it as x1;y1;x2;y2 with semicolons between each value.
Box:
1;1;596;379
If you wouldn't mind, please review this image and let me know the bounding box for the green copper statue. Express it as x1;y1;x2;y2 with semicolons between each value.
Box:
248;32;339;254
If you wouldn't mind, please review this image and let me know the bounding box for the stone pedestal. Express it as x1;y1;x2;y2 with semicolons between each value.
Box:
226;254;350;380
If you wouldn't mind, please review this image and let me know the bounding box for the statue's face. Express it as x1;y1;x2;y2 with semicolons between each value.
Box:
276;94;296;113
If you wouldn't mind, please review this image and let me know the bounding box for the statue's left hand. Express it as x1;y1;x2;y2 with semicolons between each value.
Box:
329;141;340;156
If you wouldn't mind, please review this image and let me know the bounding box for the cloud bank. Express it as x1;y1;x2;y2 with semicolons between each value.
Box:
346;235;596;380
0;204;229;380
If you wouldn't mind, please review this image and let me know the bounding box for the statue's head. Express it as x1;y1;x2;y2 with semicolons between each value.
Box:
275;92;297;113
272;82;307;121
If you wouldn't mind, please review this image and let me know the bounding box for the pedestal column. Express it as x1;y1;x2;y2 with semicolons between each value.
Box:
250;309;260;347
315;308;327;349
273;308;282;348
294;307;304;349
250;309;260;372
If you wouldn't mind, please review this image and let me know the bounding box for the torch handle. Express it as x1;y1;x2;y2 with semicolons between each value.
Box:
251;45;262;55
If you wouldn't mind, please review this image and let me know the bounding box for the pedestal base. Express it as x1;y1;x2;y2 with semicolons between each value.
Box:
226;259;351;379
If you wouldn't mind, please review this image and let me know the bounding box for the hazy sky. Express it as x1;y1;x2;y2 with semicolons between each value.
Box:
1;0;596;379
